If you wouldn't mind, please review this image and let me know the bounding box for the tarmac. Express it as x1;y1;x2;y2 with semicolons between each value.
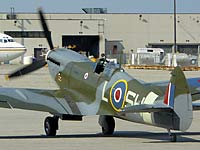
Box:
0;64;200;150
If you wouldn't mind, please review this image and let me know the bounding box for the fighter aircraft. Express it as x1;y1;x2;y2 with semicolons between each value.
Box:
0;33;26;62
1;9;200;142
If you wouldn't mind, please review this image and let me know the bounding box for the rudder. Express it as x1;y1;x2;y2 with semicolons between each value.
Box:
164;66;193;131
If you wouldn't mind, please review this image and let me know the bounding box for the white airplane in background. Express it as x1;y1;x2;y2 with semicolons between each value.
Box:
0;33;26;62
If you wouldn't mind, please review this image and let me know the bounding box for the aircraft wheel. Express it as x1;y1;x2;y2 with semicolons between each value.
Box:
170;134;177;142
99;115;115;135
44;116;58;136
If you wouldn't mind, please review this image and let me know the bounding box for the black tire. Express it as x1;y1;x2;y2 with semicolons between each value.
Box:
170;134;177;142
101;116;115;135
44;116;58;136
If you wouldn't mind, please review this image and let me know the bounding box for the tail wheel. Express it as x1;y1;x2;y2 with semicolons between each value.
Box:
170;134;177;142
44;116;58;136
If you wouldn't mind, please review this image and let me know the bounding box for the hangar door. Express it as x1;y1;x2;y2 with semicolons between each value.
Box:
62;35;99;58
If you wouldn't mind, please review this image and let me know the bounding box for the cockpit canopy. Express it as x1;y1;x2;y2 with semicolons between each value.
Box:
0;33;15;43
94;60;120;79
102;62;120;78
0;38;14;43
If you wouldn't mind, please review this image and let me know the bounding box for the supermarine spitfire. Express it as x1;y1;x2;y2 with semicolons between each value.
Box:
1;9;200;142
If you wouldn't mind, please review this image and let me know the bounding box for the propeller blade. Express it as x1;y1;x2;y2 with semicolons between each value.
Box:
6;60;47;79
6;9;52;80
38;8;54;50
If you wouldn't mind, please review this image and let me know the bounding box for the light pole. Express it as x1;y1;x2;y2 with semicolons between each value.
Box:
172;0;177;66
174;0;177;54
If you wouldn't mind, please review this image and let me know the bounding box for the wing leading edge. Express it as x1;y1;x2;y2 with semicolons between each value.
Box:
0;88;70;115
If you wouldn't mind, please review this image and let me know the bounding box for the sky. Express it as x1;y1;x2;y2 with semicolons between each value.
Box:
1;0;200;13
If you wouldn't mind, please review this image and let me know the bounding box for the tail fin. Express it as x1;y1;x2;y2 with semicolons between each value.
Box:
164;66;193;131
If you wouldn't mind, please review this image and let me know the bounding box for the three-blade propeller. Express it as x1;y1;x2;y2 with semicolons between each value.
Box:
7;8;53;79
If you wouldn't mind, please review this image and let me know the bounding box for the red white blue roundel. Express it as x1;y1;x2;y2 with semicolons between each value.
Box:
110;80;128;112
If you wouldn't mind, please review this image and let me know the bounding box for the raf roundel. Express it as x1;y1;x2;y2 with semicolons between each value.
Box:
110;80;128;112
84;72;89;80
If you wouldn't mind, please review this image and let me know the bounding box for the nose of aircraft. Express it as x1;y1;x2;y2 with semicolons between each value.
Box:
16;42;26;49
15;42;27;53
46;48;90;66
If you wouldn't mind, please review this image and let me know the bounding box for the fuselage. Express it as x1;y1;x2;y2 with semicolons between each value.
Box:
46;48;173;130
0;33;26;62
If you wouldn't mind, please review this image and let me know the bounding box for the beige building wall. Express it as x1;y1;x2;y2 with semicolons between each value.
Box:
0;12;200;63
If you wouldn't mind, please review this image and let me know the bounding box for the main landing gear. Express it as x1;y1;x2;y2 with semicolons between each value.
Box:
44;115;116;136
167;129;177;142
44;116;59;136
98;115;115;135
44;115;115;136
44;114;82;136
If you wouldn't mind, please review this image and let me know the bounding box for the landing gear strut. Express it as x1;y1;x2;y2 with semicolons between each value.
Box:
98;115;115;135
44;116;59;136
167;129;177;142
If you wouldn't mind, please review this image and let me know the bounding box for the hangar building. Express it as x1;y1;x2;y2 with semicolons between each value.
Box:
0;10;200;63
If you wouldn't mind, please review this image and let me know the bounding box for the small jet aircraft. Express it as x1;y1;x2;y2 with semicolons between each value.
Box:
1;9;200;142
0;33;26;62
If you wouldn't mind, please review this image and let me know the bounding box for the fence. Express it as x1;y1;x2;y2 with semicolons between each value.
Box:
106;53;199;67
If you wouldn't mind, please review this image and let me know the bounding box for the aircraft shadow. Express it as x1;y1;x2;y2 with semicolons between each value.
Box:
0;131;199;142
114;131;200;143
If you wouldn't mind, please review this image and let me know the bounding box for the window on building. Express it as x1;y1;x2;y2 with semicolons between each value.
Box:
4;31;51;38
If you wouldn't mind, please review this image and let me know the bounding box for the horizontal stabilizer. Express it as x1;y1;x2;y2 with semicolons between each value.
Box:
119;104;172;114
